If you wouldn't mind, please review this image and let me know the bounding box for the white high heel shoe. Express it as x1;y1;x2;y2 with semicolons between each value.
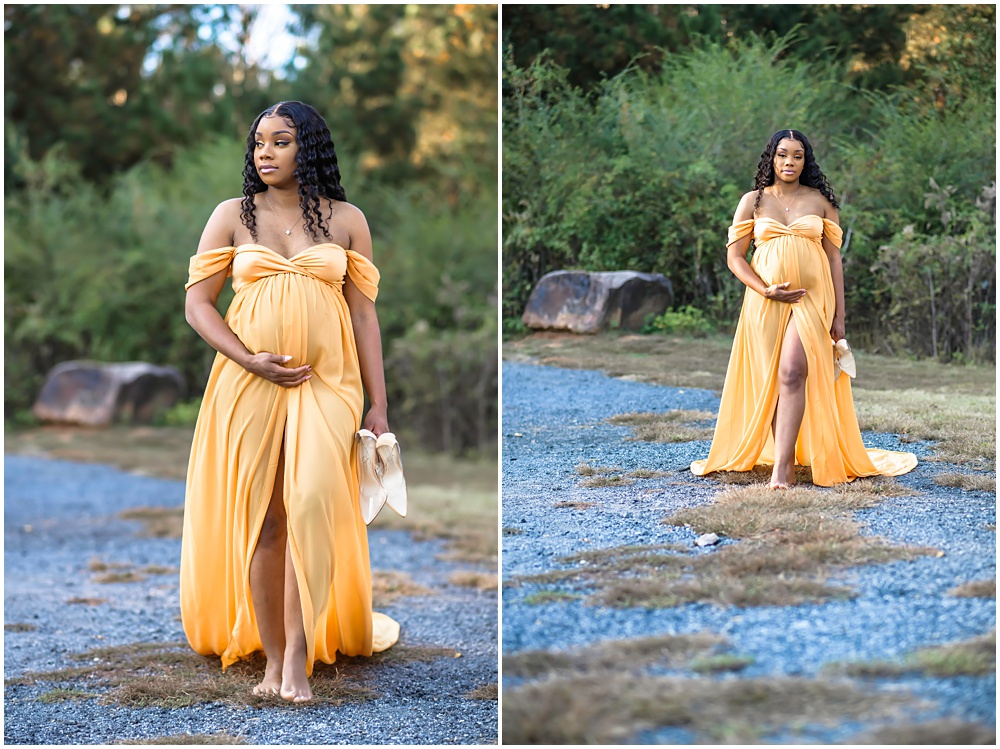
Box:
356;429;387;524
376;432;407;518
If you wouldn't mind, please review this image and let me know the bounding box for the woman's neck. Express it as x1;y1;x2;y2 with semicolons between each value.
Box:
770;181;801;198
264;185;301;211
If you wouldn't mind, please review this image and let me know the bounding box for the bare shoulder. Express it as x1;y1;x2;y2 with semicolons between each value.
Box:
329;200;373;257
332;199;367;226
196;197;245;254
814;190;839;222
733;190;758;222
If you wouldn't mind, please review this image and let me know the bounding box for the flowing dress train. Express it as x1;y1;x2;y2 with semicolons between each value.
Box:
690;216;917;486
180;243;399;675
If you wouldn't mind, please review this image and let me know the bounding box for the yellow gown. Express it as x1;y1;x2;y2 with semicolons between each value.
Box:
180;243;399;675
691;216;917;486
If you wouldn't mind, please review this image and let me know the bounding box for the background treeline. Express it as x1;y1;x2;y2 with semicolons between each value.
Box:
503;4;995;363
5;4;498;455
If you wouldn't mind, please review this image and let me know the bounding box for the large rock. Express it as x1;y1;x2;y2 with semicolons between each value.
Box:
521;270;675;334
33;361;186;427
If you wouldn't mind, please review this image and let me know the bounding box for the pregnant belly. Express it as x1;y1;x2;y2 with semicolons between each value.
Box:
753;238;828;291
229;275;345;369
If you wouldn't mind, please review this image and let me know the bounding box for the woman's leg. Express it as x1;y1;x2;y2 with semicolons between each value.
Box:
249;444;287;695
279;537;313;702
771;315;808;488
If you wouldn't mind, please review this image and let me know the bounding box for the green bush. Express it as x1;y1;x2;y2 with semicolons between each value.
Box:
644;306;716;337
502;35;996;362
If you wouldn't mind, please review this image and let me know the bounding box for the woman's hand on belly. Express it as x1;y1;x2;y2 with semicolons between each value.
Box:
245;352;312;388
764;281;807;304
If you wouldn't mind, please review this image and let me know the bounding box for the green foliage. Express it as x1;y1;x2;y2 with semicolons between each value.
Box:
645;306;716;338
4;138;498;453
156;399;204;428
502;35;996;362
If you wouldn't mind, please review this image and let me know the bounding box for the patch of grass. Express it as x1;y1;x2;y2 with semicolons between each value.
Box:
851;719;996;745
117;735;248;746
140;565;179;576
854;389;995;467
371;571;435;606
834;631;997;678
608;410;717;443
465;683;498;700
4;623;37;632
88;558;131;572
576;462;620;476
502;673;913;745
932;472;996;492
947;579;996;598
627;468;673;479
553;500;595;509
580;474;634;488
8;639;458;708
689;654;755;673
38;688;97;703
503;633;726;679
513;480;935;609
524;591;581;605
448;571;498;591
502;526;525;536
118;507;184;539
67;597;107;605
369;454;498;568
94;571;147;584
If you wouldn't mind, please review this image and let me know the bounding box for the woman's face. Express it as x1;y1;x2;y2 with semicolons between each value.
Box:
254;114;299;187
772;137;805;184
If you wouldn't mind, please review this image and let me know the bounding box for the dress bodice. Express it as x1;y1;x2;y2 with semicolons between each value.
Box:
727;215;843;249
185;243;379;301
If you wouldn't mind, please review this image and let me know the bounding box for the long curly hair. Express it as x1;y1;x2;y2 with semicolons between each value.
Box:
241;101;347;242
752;129;838;215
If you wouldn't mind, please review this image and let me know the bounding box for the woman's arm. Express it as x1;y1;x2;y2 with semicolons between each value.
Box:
822;205;846;340
185;200;311;387
342;205;390;435
726;192;806;303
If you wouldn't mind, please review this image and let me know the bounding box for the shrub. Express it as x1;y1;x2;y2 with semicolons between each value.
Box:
644;306;716;337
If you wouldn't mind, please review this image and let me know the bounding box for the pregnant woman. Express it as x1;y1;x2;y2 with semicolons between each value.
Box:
691;129;916;488
181;101;398;702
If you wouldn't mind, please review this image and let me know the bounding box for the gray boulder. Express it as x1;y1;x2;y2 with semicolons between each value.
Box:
33;361;186;427
521;270;674;334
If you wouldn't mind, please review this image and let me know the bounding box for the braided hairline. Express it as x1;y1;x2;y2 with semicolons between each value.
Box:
240;102;347;243
752;129;839;216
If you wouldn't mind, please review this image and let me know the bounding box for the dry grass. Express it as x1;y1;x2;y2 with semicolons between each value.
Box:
371;571;434;606
627;468;673;479
851;719;996;745
512;480;935;609
448;571;498;591
580;474;634;488
117;734;248;745
140;565;179;576
5;623;38;632
608;410;717;443
523;591;582;605
38;688;97;703
502;672;913;745
94;571;147;584
503;633;726;679
88;559;131;572
947;579;996;598
553;500;595;510
465;683;498;700
118;506;184;539
834;631;996;678
575;463;619;476
8;639;459;709
689;654;755;673
932;471;996;492
67;597;107;605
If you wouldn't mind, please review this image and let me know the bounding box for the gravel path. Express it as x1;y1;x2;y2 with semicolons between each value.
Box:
501;362;995;743
4;455;497;745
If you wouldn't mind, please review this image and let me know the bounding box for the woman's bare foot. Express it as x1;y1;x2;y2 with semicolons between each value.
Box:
252;662;282;697
768;463;796;490
279;646;313;703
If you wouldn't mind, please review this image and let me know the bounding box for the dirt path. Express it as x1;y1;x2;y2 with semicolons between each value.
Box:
4;454;497;745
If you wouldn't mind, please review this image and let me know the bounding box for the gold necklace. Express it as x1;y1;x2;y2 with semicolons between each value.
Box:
771;183;802;213
264;192;302;235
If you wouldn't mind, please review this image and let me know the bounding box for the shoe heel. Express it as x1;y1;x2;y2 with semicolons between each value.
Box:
375;432;407;518
356;429;386;524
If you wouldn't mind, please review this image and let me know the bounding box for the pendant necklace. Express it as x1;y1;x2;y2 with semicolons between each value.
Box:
772;183;802;213
265;192;302;235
